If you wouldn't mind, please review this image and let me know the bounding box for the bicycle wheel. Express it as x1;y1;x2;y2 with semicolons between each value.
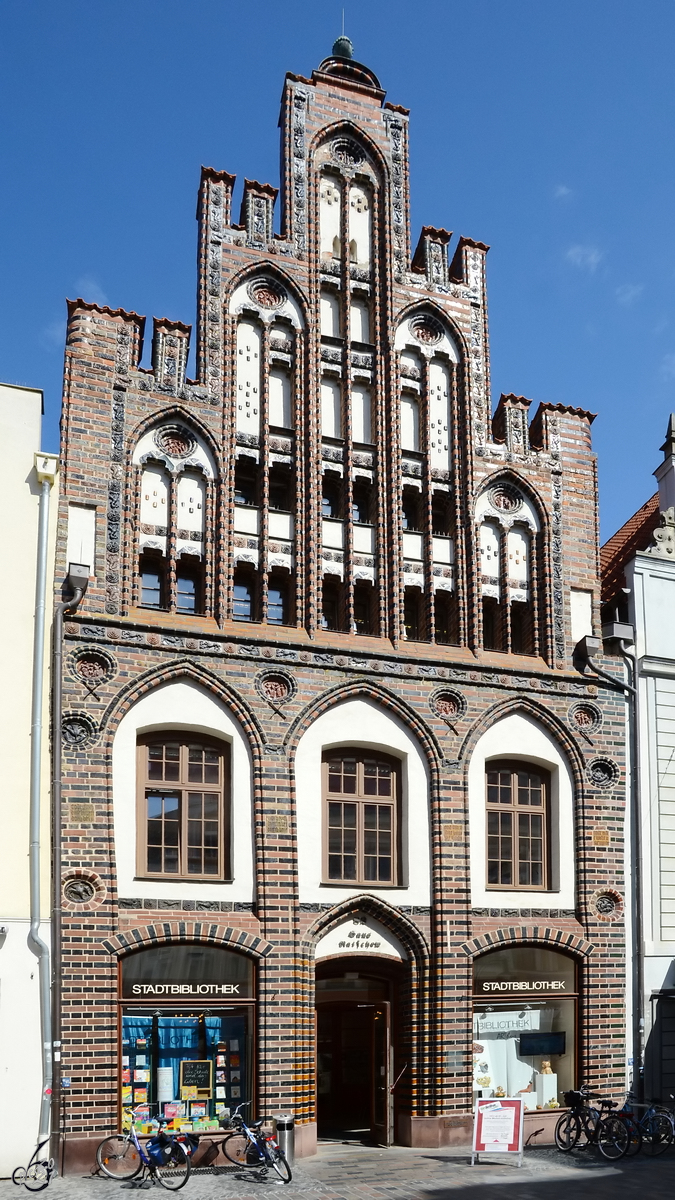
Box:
622;1116;642;1156
642;1112;673;1156
555;1111;581;1151
154;1142;191;1191
22;1161;53;1192
96;1135;142;1180
269;1148;292;1183
597;1115;630;1160
222;1133;266;1168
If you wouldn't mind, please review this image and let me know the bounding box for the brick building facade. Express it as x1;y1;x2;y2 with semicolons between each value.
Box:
54;40;627;1169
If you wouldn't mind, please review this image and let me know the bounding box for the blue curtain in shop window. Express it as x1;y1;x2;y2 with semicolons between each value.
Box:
157;1017;200;1101
122;1015;153;1048
204;1017;222;1049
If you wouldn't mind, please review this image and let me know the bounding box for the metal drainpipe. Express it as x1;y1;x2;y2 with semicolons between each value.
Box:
50;578;85;1172
27;458;59;1149
619;639;644;1100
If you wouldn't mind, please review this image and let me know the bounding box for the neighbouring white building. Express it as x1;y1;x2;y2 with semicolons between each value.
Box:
602;414;675;1099
0;383;58;1177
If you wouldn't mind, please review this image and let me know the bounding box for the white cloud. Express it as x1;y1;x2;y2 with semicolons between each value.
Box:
661;353;675;381
566;244;602;273
40;318;67;351
74;275;109;307
554;184;573;199
615;283;643;307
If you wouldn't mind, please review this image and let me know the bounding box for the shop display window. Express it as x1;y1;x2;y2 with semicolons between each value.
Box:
120;944;255;1130
472;946;577;1110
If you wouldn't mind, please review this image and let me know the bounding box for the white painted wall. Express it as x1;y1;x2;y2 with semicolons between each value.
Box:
112;680;254;902
294;698;431;905
0;383;57;1175
468;712;576;909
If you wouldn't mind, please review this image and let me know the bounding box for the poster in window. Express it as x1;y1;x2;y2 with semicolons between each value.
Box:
191;1103;206;1119
157;1066;174;1105
122;1068;131;1084
231;1087;240;1098
136;1055;147;1066
216;1070;226;1083
229;1054;240;1068
230;1072;241;1084
216;1055;226;1067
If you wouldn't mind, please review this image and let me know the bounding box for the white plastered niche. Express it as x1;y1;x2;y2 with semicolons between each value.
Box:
468;712;575;909
294;698;431;905
112;679;254;902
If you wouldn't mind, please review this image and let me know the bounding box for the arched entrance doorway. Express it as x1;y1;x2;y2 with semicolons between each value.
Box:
314;913;407;1145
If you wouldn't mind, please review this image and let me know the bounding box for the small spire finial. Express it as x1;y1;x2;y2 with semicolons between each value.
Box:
332;32;354;59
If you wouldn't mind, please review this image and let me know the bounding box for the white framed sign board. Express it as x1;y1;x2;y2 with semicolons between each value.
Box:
471;1097;525;1166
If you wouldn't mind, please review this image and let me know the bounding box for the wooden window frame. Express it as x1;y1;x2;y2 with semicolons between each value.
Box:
485;759;551;891
321;750;402;887
136;734;231;882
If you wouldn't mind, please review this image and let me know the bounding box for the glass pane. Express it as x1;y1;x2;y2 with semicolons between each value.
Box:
328;802;341;824
204;849;219;873
204;824;219;848
378;857;391;880
176;574;197;614
163;847;179;873
187;848;202;873
203;794;219;820
188;795;203;819
343;855;357;879
364;829;377;855
343;804;357;827
364;856;376;880
187;822;201;846
147;820;163;845
147;846;162;872
328;828;342;853
328;855;342;879
147;795;162;819
343;827;357;853
364;805;377;829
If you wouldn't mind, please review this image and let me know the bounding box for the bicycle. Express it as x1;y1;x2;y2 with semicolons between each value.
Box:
618;1095;674;1156
554;1086;630;1160
96;1108;191;1190
221;1101;292;1183
12;1138;56;1192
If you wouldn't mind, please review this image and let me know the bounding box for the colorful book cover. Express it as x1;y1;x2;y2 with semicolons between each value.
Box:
164;1103;180;1120
229;1054;240;1068
216;1087;227;1099
216;1070;226;1083
216;1055;226;1067
122;1068;131;1084
134;1069;150;1083
190;1102;206;1119
121;1086;133;1104
134;1088;148;1104
231;1087;240;1098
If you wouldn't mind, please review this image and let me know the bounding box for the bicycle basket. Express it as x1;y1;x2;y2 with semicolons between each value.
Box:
564;1090;583;1108
146;1137;173;1167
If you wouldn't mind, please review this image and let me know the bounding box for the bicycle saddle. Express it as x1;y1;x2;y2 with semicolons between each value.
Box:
250;1119;265;1130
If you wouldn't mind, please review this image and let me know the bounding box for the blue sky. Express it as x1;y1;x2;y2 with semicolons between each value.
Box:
1;0;674;541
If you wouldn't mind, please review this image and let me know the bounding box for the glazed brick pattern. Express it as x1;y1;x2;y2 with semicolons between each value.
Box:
54;52;627;1150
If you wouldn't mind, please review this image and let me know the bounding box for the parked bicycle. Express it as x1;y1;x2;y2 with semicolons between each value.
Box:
554;1086;630;1159
618;1095;674;1156
221;1101;292;1183
12;1139;56;1192
96;1108;191;1190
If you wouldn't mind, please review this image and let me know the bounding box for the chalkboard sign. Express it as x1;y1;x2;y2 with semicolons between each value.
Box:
179;1060;213;1098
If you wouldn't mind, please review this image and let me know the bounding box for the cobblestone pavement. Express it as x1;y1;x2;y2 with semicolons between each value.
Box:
2;1142;675;1200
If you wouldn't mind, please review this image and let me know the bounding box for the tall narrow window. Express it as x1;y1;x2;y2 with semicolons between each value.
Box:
428;359;451;471
400;394;420;452
351;386;372;444
267;575;289;625
236;320;261;434
320;176;342;260
269;369;293;429
404;588;422;640
137;736;230;880
176;561;201;615
486;762;549;889
321;577;342;631
234;458;258;506
323;751;400;885
353;582;374;635
350;298;370;343
321;379;342;439
348;185;371;270
233;568;256;622
320;289;341;337
140;554;165;609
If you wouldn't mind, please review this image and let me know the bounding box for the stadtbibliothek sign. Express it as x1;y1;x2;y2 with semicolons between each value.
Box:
120;944;255;1000
480;979;567;992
